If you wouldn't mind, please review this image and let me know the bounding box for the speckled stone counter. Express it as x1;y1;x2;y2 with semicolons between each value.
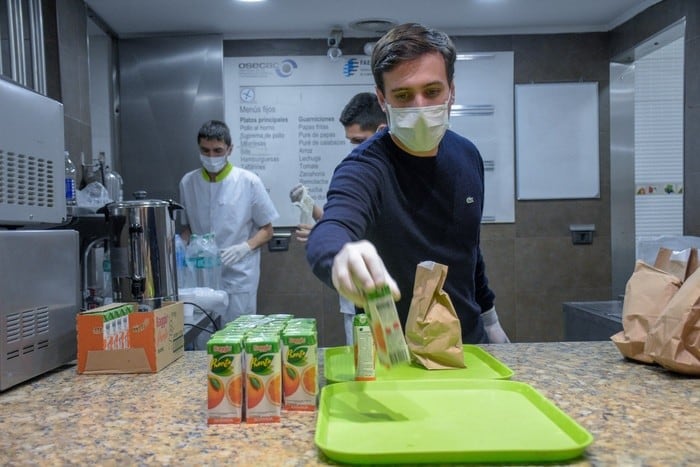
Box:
1;342;698;465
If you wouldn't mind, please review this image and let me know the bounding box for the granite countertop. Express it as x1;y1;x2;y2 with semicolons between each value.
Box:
1;342;699;465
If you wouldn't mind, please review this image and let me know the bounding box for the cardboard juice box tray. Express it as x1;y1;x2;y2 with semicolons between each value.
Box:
77;301;184;374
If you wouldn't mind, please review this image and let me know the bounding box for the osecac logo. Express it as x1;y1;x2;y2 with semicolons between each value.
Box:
276;59;298;78
343;58;359;77
239;62;277;69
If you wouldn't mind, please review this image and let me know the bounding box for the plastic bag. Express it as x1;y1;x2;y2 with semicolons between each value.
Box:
76;181;113;207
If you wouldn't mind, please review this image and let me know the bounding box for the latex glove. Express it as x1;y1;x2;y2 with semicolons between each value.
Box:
289;183;315;223
331;240;401;308
220;241;252;266
482;307;511;343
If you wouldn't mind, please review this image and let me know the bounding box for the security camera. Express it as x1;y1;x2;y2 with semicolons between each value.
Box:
327;46;343;61
327;29;343;48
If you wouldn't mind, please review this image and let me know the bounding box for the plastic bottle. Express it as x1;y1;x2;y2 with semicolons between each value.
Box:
103;163;124;202
203;233;222;290
175;234;193;289
186;234;205;287
81;151;103;188
64;150;77;206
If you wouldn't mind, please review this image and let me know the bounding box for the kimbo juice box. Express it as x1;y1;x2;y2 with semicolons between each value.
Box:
364;285;410;368
244;333;282;423
207;332;243;424
281;325;318;411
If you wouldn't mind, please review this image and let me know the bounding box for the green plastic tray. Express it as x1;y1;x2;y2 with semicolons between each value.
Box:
315;379;594;464
323;345;513;383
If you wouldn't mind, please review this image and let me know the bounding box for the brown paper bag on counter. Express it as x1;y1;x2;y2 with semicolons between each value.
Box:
404;261;465;369
644;266;700;375
688;249;700;278
611;260;682;363
654;247;697;281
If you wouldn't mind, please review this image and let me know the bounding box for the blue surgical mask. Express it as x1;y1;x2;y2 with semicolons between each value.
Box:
200;154;227;173
386;94;450;152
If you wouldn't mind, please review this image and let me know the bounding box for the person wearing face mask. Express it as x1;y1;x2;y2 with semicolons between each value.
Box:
179;120;279;328
306;23;510;344
289;92;387;345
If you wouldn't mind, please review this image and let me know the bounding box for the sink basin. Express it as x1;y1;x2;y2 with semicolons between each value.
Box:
562;300;623;341
569;300;623;321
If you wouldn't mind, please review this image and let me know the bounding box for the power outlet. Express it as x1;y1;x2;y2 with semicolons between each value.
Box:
571;231;593;245
569;224;595;245
268;233;291;252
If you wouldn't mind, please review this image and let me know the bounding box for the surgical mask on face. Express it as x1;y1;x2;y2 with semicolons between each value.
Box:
386;95;450;153
200;154;228;173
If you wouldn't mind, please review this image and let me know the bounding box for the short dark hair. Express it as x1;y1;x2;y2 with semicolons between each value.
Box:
339;92;386;131
197;120;231;146
371;23;456;94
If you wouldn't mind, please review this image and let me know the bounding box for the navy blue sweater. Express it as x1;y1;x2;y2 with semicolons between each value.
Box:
306;127;495;343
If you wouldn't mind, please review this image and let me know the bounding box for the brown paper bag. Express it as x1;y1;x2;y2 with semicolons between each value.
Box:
610;260;681;363
644;267;700;375
654;247;694;281
685;248;698;278
404;261;465;369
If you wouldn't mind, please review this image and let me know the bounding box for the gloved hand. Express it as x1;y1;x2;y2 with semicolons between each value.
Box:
482;307;511;343
331;240;401;308
220;241;252;267
289;183;315;223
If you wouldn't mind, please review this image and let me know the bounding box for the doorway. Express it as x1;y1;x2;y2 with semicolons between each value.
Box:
610;20;686;297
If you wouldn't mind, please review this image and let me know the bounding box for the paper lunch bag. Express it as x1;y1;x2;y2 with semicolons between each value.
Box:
644;266;700;375
404;261;465;369
611;260;681;363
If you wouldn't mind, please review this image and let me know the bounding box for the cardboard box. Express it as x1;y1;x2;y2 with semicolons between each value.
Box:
77;302;184;374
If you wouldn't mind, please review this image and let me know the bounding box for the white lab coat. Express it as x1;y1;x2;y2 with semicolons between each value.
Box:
179;164;278;319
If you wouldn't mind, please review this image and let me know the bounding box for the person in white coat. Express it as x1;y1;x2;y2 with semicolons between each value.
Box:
179;120;279;326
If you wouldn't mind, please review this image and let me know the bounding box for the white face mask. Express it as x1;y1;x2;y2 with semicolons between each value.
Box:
386;95;450;153
200;154;228;173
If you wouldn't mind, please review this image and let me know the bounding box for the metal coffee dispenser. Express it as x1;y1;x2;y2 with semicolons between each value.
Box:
100;192;182;310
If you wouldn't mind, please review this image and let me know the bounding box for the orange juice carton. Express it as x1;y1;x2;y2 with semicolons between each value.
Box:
353;313;376;381
244;333;282;423
281;326;318;411
207;333;244;425
364;285;410;368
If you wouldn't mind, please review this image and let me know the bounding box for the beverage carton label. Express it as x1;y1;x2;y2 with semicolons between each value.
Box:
244;335;281;423
207;337;243;424
353;313;376;380
364;286;410;368
281;331;317;411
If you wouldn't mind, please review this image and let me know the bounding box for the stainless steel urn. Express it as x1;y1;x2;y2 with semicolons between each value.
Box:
100;194;182;309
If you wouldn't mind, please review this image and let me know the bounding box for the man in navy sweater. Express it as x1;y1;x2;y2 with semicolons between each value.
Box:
306;23;509;343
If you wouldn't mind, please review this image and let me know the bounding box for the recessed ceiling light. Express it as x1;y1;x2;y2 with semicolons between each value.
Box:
349;19;397;34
